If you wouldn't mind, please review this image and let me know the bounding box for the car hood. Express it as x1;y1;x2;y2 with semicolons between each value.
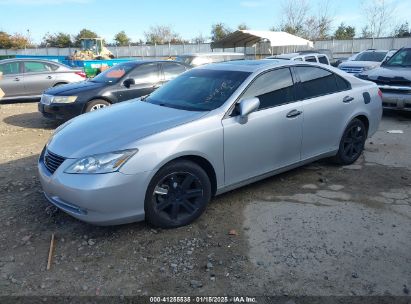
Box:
360;65;411;81
45;80;107;96
339;61;381;68
47;100;207;158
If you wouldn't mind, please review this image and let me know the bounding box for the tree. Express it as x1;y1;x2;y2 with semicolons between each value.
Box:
360;25;373;38
74;28;99;47
278;0;333;40
0;31;12;48
211;23;232;42
114;31;131;46
393;22;411;38
362;0;395;38
144;25;181;44
41;32;72;47
280;0;309;37
192;33;207;44
334;23;356;39
238;23;249;30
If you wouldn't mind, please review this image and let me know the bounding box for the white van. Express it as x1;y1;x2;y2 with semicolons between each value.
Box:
266;52;330;65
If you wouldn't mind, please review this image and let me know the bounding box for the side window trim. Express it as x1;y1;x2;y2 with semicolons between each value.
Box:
225;67;298;118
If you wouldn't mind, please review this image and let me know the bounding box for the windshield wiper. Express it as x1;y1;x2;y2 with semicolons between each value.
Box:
140;94;150;101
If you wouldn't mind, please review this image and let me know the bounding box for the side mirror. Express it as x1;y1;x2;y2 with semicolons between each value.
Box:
238;97;260;123
123;78;135;88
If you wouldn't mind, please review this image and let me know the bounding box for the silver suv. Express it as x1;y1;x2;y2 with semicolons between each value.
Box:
338;49;396;75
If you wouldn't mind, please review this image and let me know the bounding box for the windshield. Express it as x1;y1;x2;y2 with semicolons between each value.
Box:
91;64;134;83
145;69;251;111
355;51;387;62
383;48;411;67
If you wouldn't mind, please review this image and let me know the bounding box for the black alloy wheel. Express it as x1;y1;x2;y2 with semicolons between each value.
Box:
145;161;211;228
334;118;367;165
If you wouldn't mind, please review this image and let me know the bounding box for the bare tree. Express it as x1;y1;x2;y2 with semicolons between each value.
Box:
362;0;395;38
279;0;333;40
144;25;182;44
280;0;309;36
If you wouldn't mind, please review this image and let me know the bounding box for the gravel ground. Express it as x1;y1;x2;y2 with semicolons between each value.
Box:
0;102;410;296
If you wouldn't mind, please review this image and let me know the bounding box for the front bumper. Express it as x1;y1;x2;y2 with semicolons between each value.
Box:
38;102;84;120
38;152;152;225
379;87;411;111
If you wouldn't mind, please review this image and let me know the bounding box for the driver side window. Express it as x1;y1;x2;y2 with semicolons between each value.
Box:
241;68;295;110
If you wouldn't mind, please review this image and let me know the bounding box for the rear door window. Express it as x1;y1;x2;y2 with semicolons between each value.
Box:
128;63;160;84
24;61;54;73
295;66;339;99
241;68;295;110
305;56;317;63
162;62;187;80
318;55;329;64
0;62;20;75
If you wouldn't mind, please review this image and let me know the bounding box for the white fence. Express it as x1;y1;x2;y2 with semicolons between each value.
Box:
1;37;411;59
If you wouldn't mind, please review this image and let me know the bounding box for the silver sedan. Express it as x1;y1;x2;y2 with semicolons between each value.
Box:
0;58;85;101
38;60;382;228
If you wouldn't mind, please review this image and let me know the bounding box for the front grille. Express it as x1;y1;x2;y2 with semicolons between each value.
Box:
44;150;66;174
340;66;364;74
374;76;411;86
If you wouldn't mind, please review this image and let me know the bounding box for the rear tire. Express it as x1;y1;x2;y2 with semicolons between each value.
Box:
333;118;367;165
84;99;110;113
144;160;211;228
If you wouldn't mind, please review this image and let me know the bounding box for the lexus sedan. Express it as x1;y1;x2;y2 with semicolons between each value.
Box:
0;58;85;101
38;60;189;120
38;60;382;228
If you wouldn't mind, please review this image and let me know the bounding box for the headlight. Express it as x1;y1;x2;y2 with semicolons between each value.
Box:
52;96;77;103
64;149;137;174
362;66;376;71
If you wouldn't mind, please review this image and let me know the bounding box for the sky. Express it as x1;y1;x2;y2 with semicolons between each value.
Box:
0;0;410;44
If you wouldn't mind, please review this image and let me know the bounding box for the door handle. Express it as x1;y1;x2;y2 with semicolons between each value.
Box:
343;96;354;103
47;76;52;79
14;77;20;81
286;109;303;118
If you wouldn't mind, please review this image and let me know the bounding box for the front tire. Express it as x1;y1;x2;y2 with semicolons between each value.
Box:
84;99;110;113
334;118;367;165
144;160;211;228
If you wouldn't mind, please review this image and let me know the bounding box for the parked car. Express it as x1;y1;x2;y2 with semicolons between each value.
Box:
338;49;396;75
38;60;382;228
357;47;411;111
266;52;330;65
38;60;189;120
175;52;245;67
0;58;86;101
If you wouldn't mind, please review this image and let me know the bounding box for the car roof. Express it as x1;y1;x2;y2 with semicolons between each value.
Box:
196;59;296;73
119;60;189;67
178;52;244;57
0;58;66;64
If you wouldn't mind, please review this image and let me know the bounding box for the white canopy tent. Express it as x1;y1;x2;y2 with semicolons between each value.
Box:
211;30;313;55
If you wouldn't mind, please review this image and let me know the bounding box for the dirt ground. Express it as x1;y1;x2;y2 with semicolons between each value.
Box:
0;102;410;297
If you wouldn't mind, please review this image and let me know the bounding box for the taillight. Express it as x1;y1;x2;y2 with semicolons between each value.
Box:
378;89;383;99
75;71;86;78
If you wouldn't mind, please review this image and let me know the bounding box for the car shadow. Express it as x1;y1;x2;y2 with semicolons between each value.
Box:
3;111;61;129
383;109;411;120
